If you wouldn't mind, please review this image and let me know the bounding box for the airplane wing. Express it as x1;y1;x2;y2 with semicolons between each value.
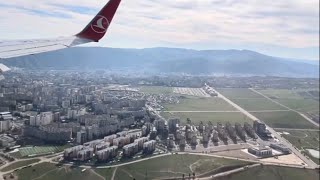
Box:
0;0;121;60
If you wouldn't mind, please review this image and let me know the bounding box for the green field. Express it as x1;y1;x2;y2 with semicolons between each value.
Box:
163;96;237;111
15;145;68;158
32;167;103;180
217;88;288;111
256;89;319;113
253;111;317;129
231;98;287;111
258;89;303;99
1;159;40;172
112;154;252;180
216;165;319;180
138;86;174;95
95;167;115;180
276;99;319;112
11;155;252;180
13;162;103;180
217;88;264;99
217;88;319;130
281;129;320;164
161;112;251;125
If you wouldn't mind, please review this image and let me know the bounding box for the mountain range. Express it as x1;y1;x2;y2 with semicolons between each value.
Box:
1;47;319;78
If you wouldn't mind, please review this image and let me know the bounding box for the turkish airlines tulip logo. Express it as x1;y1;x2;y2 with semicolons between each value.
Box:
91;15;110;33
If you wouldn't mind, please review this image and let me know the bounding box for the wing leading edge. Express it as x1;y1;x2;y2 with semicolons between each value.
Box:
0;0;121;59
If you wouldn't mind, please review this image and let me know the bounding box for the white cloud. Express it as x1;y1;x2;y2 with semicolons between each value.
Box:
0;0;318;59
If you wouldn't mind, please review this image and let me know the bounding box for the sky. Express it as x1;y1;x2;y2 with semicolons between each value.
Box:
0;0;319;60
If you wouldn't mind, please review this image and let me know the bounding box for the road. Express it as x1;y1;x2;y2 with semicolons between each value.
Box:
163;110;292;113
96;153;171;169
273;128;320;132
0;153;62;180
0;151;315;180
249;88;319;127
199;164;261;180
206;85;318;169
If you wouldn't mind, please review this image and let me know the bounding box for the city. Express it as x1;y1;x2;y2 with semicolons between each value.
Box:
0;70;318;179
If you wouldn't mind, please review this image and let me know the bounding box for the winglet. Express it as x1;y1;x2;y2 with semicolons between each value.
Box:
76;0;121;42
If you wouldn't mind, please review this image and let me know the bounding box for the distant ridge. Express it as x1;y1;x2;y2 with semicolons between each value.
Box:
1;47;319;78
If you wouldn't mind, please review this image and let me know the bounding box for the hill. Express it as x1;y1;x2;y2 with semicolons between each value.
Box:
1;47;318;77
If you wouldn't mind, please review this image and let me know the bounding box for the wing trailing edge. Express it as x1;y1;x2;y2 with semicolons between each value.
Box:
0;0;122;60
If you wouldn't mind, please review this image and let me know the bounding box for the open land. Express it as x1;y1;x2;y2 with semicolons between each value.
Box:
163;96;237;111
1;159;40;172
161;112;251;125
252;111;317;129
173;87;210;97
257;89;319;113
280;129;320;164
138;86;174;95
112;154;252;180
215;165;319;180
218;88;318;129
10;162;103;180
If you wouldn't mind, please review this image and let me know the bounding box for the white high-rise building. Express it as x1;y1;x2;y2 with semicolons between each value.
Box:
30;116;36;126
0;120;10;132
40;112;53;126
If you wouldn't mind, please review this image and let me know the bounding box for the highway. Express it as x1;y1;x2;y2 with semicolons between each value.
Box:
207;85;318;169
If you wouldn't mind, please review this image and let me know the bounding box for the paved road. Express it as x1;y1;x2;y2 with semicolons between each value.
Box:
1;151;315;180
249;88;319;128
0;153;62;180
163;110;292;113
163;111;241;113
96;153;171;169
207;85;318;169
273;128;320;132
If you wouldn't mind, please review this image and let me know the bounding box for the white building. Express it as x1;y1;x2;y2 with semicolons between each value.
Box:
40;112;53;126
96;146;118;162
143;140;156;154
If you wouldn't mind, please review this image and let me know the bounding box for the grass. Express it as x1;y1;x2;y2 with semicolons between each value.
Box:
217;88;264;99
230;98;287;111
276;99;319;112
258;89;302;99
252;111;317;129
163;96;237;111
216;165;319;180
15;162;58;180
138;86;174;95
94;167;115;180
14;162;103;180
1;159;40;172
113;154;251;180
280;129;320;164
161;112;251;125
16;145;68;158
256;88;319;113
35;167;103;180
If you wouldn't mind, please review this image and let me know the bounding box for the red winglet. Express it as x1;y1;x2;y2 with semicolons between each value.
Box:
76;0;121;42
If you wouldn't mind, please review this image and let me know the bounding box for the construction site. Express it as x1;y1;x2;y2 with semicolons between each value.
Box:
164;118;293;162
